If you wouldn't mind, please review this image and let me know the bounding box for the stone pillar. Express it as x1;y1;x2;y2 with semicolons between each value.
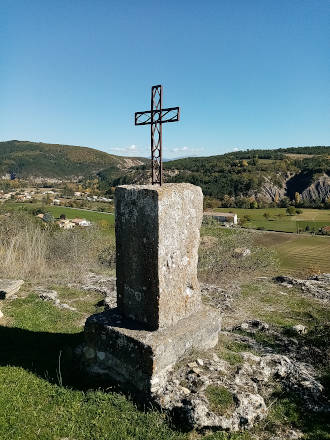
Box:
115;183;202;330
82;183;220;396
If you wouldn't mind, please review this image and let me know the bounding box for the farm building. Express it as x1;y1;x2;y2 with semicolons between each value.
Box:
204;212;238;224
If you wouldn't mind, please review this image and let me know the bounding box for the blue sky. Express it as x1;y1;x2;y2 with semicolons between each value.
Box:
0;0;329;158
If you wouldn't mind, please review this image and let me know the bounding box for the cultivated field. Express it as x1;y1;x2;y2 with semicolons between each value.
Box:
255;231;330;276
214;208;330;233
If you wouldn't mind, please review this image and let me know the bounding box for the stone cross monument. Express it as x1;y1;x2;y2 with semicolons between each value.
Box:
82;183;221;396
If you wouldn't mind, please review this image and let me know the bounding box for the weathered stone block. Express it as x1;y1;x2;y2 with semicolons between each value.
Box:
82;306;221;395
115;183;203;330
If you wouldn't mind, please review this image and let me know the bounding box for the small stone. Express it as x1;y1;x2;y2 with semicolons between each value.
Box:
83;346;95;359
292;324;307;335
181;386;191;395
0;309;3;318
233;247;251;258
192;367;202;375
187;361;198;368
196;358;204;366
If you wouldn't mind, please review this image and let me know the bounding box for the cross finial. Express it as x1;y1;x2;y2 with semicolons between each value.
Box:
135;85;180;185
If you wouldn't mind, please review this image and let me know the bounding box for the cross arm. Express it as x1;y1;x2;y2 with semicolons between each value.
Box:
135;107;180;126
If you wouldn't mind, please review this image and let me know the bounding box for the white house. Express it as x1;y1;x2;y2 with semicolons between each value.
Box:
204;212;238;225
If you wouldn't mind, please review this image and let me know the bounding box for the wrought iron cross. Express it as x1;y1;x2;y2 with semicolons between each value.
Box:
135;85;180;185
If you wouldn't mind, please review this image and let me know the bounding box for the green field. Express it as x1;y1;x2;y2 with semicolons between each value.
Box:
256;231;330;276
214;208;330;233
3;203;115;227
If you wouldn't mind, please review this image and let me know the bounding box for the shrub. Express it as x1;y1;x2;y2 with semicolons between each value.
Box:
286;206;296;216
32;207;46;216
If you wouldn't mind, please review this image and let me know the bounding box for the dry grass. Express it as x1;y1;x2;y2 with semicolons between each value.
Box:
198;223;279;286
0;210;115;283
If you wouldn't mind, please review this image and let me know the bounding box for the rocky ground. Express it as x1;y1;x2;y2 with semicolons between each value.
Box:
0;272;329;439
70;272;330;438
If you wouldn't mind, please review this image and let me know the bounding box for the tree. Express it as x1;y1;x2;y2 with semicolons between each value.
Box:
59;214;66;220
32;207;46;216
279;197;290;208
286;206;296;216
294;192;301;206
250;200;258;209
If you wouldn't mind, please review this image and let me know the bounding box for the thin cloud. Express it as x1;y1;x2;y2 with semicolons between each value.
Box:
169;146;203;158
108;144;147;156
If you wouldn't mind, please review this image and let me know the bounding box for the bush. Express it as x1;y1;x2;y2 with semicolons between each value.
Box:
43;213;54;223
32;207;46;216
286;206;296;216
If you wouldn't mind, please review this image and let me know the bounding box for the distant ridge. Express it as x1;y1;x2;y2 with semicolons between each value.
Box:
0;140;148;180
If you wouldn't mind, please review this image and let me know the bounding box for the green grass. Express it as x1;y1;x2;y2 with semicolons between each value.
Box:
238;281;330;330
1;286;253;440
214;208;330;233
262;391;330;440
4;202;115;227
205;385;235;417
0;368;187;440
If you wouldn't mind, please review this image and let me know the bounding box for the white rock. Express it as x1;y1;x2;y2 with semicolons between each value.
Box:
181;386;191;395
233;248;251;258
196;358;204;366
0;309;3;319
188;361;198;368
292;324;307;335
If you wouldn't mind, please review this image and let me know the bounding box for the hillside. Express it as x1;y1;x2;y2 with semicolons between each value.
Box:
0;140;147;180
1;142;329;206
110;146;330;207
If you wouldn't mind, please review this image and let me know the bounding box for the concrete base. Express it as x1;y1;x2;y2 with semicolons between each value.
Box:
82;306;221;396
